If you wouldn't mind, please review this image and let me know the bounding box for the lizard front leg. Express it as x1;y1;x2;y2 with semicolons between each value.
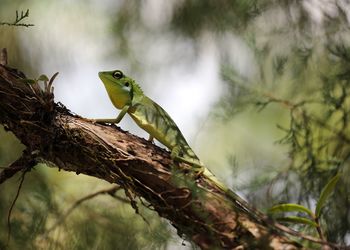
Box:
93;105;130;124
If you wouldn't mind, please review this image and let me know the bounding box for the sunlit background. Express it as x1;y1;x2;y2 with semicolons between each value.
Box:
1;1;349;249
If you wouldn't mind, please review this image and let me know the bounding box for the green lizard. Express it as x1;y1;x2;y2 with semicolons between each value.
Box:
95;69;265;221
96;69;203;173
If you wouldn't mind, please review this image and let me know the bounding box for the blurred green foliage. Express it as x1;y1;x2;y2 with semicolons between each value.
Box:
171;0;260;35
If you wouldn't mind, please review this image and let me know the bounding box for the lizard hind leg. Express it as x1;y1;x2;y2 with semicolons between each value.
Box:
170;146;204;176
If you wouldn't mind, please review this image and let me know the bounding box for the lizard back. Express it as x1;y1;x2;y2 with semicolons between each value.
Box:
128;95;200;163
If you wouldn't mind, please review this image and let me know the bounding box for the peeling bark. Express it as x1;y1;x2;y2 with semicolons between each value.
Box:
0;65;303;249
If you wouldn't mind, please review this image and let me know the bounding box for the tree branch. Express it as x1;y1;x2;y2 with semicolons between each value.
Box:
0;150;36;184
0;64;327;249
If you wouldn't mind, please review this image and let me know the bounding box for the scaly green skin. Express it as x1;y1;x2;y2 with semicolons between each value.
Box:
96;70;265;222
97;70;203;171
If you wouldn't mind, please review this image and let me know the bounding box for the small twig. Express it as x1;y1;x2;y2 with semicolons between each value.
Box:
47;72;59;94
108;189;131;203
272;221;346;249
6;169;29;246
0;9;34;27
0;154;33;185
0;165;25;184
45;186;123;234
315;217;326;241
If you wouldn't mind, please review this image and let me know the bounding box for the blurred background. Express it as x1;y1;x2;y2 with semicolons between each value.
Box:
0;0;349;249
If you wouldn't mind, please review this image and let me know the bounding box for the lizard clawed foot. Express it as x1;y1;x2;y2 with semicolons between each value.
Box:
148;135;154;143
83;118;98;124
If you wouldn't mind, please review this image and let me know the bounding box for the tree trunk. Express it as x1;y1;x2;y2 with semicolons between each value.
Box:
0;64;303;249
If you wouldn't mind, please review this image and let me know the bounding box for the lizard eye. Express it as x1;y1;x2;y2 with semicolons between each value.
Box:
113;70;123;79
125;82;130;87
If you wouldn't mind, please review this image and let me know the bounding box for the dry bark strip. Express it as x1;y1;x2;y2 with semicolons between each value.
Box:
0;65;303;249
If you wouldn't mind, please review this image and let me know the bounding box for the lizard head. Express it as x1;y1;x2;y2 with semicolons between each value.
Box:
98;70;133;109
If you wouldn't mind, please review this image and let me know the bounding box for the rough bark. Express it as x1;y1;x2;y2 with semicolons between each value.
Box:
0;65;303;249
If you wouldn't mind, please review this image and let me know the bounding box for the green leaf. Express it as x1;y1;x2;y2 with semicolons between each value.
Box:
19;78;37;84
315;173;341;217
269;203;314;217
277;216;318;227
37;74;49;82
